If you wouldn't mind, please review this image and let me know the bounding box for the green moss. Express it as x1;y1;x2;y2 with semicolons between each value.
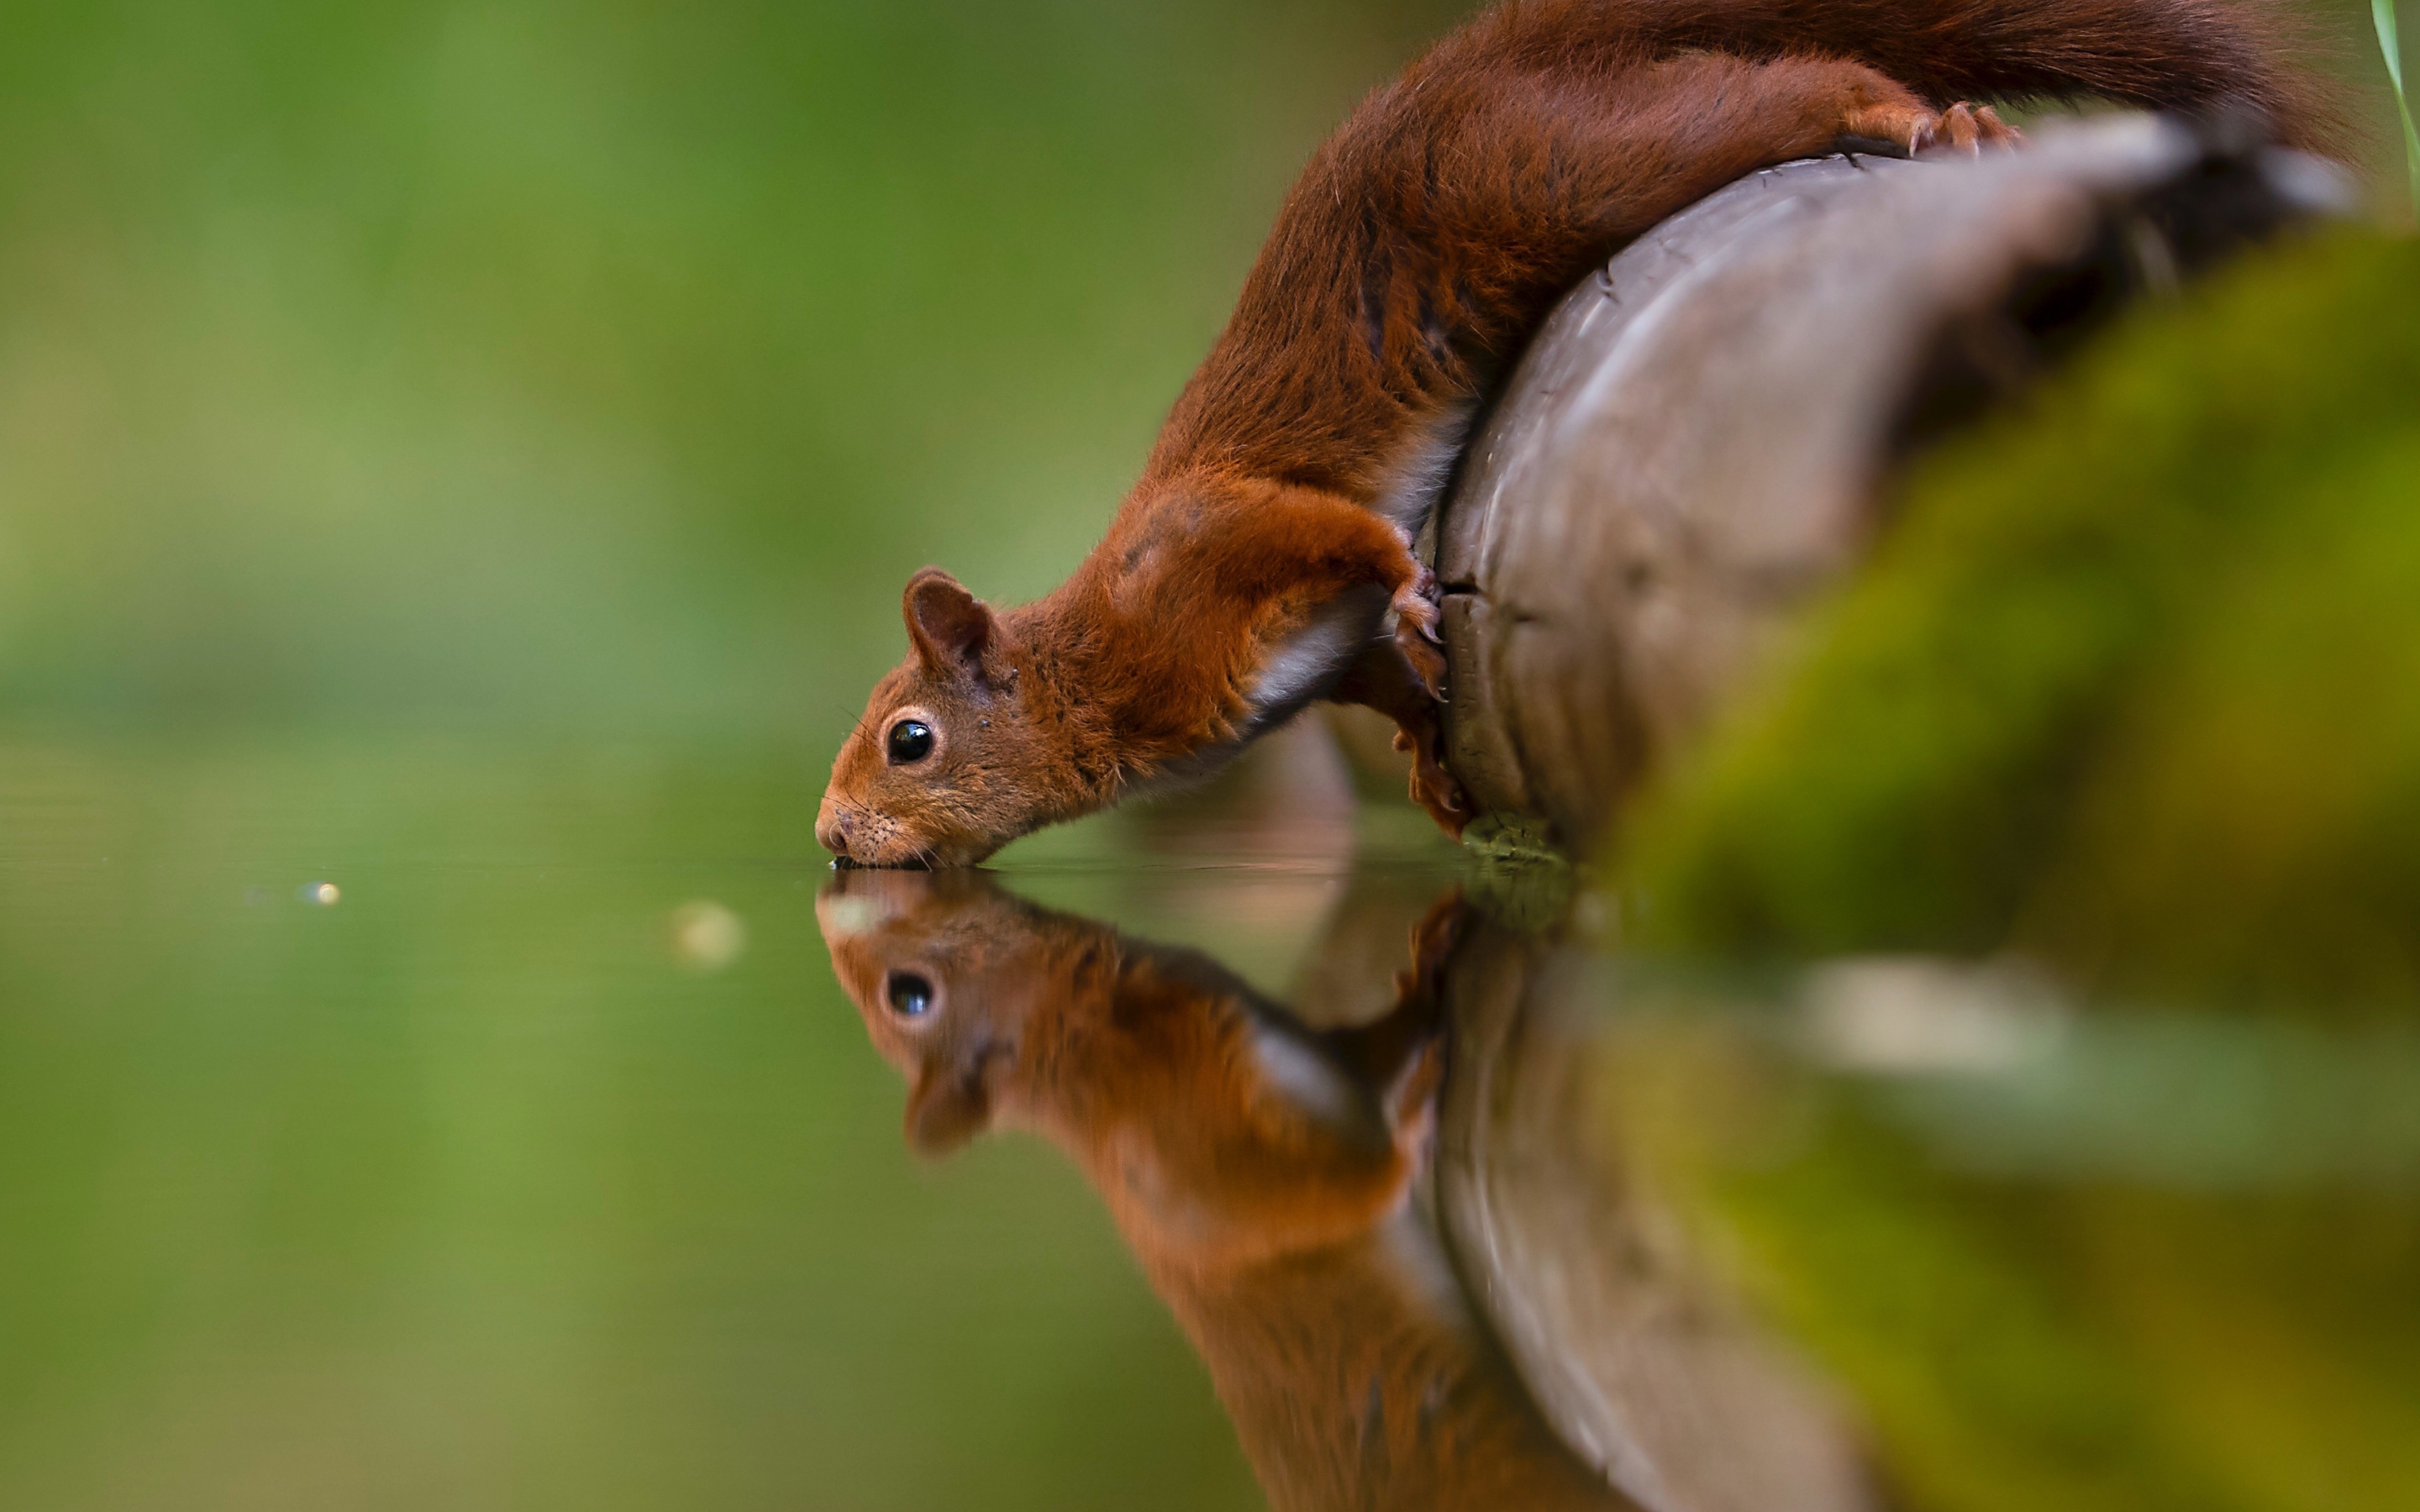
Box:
1586;1006;2420;1512
1716;1119;2238;1512
1618;233;2420;1012
1672;1082;2420;1512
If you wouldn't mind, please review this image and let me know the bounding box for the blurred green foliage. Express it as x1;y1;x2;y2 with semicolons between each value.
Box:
0;0;1460;738
1590;999;2420;1512
2378;0;2419;209
1621;232;2420;1013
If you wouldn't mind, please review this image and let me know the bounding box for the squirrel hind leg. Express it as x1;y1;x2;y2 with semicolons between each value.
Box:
1393;699;1467;838
1839;93;2024;158
1332;637;1469;839
1918;101;2023;155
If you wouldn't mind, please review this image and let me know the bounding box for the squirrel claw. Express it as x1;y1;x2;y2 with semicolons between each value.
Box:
1396;625;1448;701
1391;564;1448;700
1840;97;2022;160
1411;759;1469;837
1932;101;2022;155
1397;703;1468;837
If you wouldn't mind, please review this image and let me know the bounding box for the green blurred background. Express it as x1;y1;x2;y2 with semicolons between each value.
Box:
0;0;1491;740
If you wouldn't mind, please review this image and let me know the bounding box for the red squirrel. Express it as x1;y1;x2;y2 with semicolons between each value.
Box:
816;0;2315;867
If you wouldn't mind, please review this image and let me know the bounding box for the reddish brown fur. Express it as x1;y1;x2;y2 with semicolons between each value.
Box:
819;869;1436;1263
819;0;2319;866
817;871;1628;1510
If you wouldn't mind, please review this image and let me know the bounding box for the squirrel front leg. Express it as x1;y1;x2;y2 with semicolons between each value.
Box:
1272;491;1444;696
1209;486;1465;832
1315;533;1470;839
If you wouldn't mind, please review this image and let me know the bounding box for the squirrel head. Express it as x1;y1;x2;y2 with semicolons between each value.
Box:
817;568;1075;868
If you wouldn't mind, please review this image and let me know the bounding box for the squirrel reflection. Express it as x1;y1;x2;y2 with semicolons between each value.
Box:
818;869;1629;1512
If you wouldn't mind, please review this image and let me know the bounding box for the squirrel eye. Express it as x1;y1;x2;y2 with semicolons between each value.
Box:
886;719;935;764
885;971;935;1017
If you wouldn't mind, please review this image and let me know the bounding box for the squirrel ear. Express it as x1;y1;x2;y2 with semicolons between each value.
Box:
902;568;1006;684
904;1063;992;1158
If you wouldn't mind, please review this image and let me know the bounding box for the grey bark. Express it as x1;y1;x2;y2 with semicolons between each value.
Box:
1432;115;2348;856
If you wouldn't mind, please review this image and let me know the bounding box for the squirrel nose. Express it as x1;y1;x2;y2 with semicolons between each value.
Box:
815;802;855;860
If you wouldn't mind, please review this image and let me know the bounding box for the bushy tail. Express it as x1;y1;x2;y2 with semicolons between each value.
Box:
1475;0;2327;147
1153;0;2328;496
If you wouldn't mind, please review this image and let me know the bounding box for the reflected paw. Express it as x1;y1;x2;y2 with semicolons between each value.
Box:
1384;893;1467;1131
1405;890;1468;985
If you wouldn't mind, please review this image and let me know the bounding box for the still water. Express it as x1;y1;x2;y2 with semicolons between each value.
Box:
2;727;2414;1511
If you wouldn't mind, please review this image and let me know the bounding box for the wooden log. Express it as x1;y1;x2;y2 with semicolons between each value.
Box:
1431;116;2347;856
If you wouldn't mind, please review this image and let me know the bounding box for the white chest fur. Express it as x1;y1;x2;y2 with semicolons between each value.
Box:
1246;585;1389;727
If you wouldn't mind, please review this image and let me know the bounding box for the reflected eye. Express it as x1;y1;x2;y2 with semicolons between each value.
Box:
886;719;934;764
886;971;935;1017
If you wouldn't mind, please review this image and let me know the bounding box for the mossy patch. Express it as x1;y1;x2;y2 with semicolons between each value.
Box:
1617;232;2420;1016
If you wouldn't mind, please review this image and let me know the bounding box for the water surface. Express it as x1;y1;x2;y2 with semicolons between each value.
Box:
3;730;2413;1511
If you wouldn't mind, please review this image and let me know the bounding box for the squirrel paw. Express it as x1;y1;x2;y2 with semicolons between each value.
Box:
1403;890;1469;991
1932;102;2023;155
1381;893;1467;1134
1839;99;2022;159
1390;702;1470;838
1390;564;1448;700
